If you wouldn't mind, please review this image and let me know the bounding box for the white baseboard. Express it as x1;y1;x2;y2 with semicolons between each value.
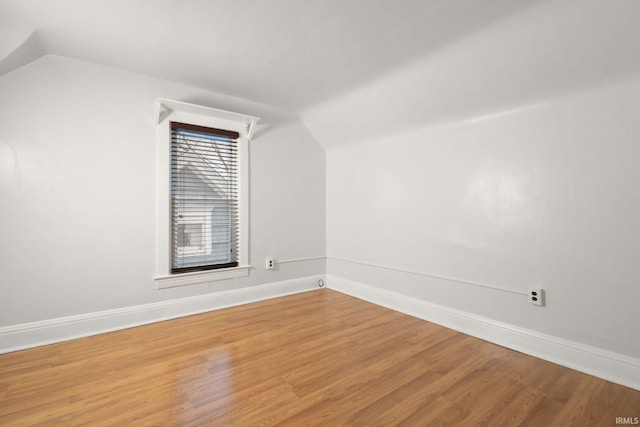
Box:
327;274;640;391
0;275;324;354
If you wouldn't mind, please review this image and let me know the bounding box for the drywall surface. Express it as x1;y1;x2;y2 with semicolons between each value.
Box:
303;0;640;149
0;55;325;326
0;0;549;111
326;77;640;359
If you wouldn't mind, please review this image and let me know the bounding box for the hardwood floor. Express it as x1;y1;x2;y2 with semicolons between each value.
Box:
0;290;638;426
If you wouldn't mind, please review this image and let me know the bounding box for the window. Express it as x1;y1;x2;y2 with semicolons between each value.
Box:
154;99;259;289
171;122;239;273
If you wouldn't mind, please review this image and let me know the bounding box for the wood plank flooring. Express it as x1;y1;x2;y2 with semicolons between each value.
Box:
0;289;638;426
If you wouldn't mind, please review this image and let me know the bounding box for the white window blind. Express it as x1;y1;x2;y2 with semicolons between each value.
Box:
171;122;240;273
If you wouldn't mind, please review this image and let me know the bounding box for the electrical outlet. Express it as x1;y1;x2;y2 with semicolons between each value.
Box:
266;258;274;270
529;288;544;306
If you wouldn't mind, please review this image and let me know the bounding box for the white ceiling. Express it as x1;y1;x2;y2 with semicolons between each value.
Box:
0;0;549;110
304;0;640;146
1;0;639;146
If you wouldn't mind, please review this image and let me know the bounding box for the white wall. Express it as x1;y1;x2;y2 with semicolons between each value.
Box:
326;77;640;360
0;55;325;327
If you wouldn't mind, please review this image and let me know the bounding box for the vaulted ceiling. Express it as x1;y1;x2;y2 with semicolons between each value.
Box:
1;0;639;147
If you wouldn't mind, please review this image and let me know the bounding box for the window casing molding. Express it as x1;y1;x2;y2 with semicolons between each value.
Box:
154;98;259;289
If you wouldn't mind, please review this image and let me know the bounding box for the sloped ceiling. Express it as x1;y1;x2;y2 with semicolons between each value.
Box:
1;0;639;147
304;0;640;146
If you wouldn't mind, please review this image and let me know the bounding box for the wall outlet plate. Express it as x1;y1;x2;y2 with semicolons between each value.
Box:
529;288;544;306
266;258;274;270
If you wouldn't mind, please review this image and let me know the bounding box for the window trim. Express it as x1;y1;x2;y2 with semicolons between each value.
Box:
153;98;259;289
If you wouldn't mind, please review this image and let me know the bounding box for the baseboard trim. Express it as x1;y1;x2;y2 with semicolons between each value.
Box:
0;275;324;354
327;274;640;391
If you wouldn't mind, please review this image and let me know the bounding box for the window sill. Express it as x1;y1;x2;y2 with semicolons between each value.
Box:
155;265;251;290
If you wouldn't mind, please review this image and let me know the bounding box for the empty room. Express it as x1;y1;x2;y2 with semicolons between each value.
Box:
1;0;639;425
